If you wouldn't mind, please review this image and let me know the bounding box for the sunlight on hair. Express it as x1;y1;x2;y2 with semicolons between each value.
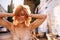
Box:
13;5;31;27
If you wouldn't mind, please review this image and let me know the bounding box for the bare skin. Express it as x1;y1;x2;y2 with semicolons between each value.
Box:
0;5;46;40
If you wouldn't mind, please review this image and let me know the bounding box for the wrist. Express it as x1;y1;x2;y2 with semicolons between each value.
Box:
7;13;13;17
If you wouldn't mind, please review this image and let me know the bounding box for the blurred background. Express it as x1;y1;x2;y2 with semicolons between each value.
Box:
0;0;60;40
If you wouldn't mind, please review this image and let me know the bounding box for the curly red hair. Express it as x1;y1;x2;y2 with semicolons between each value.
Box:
13;5;31;26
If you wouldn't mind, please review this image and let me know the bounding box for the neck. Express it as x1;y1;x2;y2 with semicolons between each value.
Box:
16;23;27;28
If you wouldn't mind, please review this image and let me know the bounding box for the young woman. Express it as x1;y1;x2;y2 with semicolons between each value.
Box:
0;5;46;40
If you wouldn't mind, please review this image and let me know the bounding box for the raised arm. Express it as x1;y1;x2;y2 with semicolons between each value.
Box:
0;12;14;31
0;18;14;31
29;14;46;19
29;14;47;30
0;12;13;18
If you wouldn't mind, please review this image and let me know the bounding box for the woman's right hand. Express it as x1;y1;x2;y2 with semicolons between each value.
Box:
0;12;13;18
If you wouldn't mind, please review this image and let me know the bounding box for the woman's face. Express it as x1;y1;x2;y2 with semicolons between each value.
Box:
15;11;26;24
